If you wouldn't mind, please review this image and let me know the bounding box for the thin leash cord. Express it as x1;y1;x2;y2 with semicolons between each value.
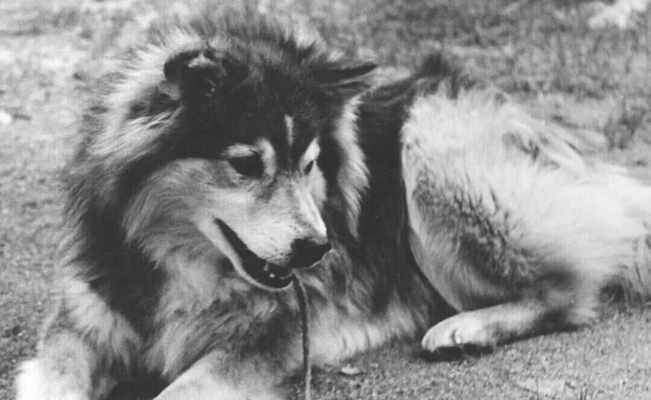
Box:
291;275;312;400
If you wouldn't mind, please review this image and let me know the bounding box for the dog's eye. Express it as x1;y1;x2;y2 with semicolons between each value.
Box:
228;155;263;177
304;160;314;175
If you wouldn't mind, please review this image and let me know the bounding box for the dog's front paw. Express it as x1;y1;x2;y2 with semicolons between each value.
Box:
15;360;89;400
421;312;495;353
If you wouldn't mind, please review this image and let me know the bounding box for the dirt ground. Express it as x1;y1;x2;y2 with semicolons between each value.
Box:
1;0;650;399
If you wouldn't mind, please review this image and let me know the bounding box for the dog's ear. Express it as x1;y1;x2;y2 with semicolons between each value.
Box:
312;60;376;98
162;48;248;103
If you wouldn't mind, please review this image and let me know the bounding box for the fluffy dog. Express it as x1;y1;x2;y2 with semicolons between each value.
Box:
15;10;651;400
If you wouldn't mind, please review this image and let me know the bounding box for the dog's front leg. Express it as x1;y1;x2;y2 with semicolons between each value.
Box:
16;330;109;400
16;275;140;400
154;352;285;400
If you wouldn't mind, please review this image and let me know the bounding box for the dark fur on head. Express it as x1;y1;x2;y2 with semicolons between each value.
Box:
61;10;379;326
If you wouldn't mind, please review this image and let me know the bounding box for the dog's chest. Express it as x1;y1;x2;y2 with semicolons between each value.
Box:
142;253;254;377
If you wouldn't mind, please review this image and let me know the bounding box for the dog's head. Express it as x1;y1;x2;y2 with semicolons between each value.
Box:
69;14;375;291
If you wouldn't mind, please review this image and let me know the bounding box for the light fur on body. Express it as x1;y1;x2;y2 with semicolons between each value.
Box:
15;10;651;400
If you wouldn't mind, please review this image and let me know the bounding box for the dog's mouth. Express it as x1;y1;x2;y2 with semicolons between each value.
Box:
215;219;293;290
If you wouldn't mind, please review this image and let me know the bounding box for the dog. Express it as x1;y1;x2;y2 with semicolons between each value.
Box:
15;9;651;400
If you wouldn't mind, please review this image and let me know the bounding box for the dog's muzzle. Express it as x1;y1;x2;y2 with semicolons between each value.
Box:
287;239;330;270
215;219;329;290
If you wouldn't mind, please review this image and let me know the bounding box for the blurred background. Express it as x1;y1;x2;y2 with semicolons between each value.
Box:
0;1;650;399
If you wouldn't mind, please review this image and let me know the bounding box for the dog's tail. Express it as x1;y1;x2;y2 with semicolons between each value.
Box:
400;83;651;302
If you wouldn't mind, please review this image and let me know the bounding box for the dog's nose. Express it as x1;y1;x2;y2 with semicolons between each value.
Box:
289;239;331;269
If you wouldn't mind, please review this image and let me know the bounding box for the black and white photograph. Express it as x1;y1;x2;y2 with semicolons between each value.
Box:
1;0;651;399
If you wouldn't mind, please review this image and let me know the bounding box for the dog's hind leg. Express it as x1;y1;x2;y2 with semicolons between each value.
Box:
420;300;556;352
407;213;590;353
401;88;651;354
399;89;627;352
